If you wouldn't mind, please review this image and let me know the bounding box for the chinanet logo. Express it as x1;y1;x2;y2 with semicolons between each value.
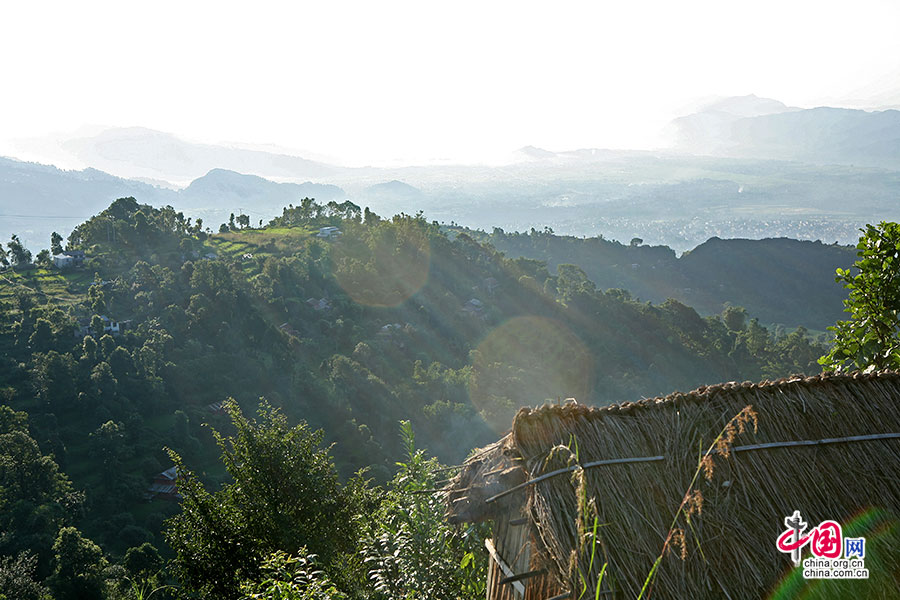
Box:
776;510;869;579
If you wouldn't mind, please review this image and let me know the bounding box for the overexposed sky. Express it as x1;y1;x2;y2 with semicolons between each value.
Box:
1;0;899;166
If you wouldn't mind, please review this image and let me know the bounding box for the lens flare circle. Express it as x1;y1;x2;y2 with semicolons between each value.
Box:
469;315;593;432
332;223;431;307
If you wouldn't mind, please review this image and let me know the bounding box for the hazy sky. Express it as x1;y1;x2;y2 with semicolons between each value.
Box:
2;0;899;166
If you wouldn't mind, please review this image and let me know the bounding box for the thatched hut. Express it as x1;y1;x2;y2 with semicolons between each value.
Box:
446;371;900;599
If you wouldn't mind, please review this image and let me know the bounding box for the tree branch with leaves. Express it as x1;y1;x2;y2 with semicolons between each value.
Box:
820;222;900;371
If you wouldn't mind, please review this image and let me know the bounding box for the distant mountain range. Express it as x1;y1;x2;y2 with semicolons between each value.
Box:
4;95;900;252
0;158;346;247
0;154;444;252
669;95;900;169
46;127;343;185
0;157;162;211
364;180;423;199
181;169;345;210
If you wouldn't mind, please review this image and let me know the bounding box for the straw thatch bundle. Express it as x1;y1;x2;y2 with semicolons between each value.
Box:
446;371;900;599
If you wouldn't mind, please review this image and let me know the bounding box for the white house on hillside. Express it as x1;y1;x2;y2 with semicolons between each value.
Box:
75;315;126;338
52;254;74;269
316;226;342;239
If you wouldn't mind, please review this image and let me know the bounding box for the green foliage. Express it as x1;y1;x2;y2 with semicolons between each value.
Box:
362;421;488;600
67;198;196;266
165;400;365;599
269;198;362;228
6;234;32;266
556;263;596;299
240;551;347;600
48;527;107;600
476;227;854;330
0;406;79;571
722;306;747;332
123;543;162;581
51;232;64;256
331;213;435;307
89;421;127;475
0;405;28;433
36;249;51;269
115;542;172;600
0;552;49;600
820;222;900;370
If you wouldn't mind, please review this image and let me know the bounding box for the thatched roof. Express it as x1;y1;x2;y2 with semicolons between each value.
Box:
446;371;900;599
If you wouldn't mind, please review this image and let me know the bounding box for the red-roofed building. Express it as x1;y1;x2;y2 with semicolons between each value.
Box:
147;466;180;500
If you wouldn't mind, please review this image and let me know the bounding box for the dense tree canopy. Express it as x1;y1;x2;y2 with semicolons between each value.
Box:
0;197;834;598
165;400;369;599
0;405;79;579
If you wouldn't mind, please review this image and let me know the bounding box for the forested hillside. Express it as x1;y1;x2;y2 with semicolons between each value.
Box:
0;197;829;598
470;228;855;329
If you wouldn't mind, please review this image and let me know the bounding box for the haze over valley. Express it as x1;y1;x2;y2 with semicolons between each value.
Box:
4;94;900;254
